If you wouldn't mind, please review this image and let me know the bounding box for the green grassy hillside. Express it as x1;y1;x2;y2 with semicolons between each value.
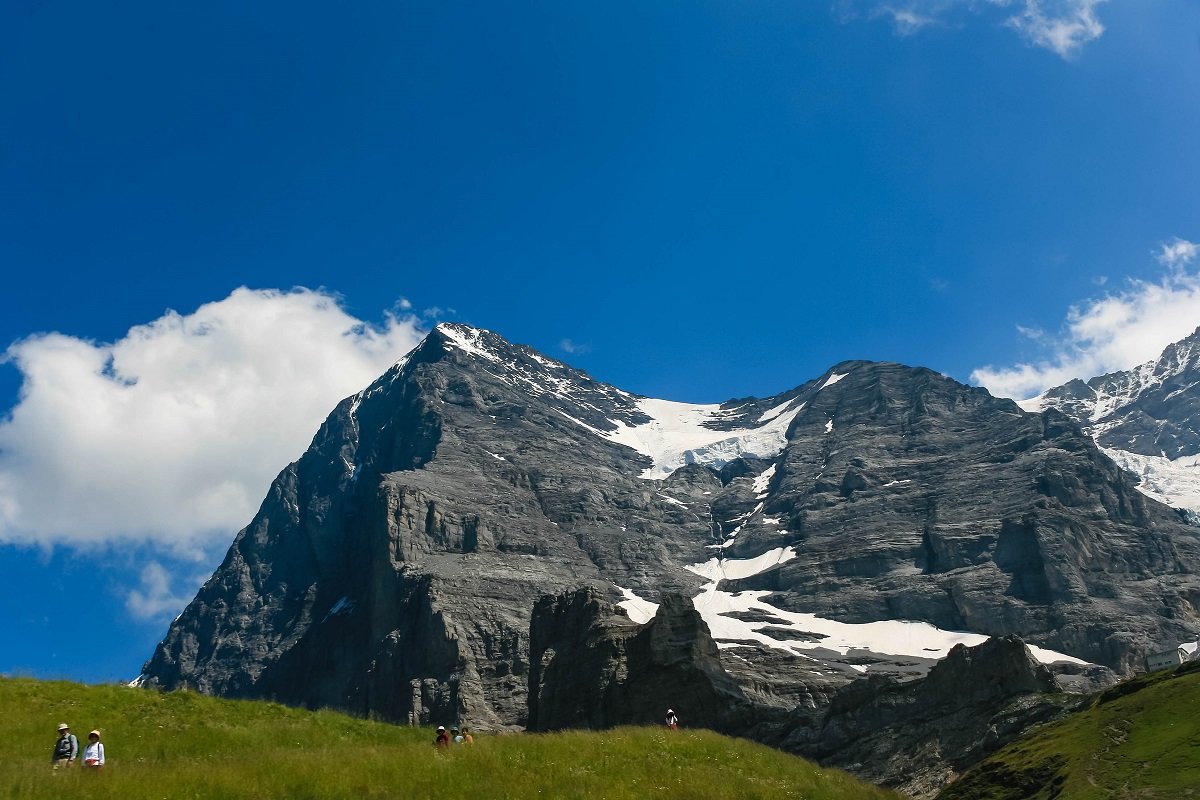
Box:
3;677;899;800
937;660;1200;799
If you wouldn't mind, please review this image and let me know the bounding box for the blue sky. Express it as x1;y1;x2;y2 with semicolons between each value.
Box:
2;1;1200;682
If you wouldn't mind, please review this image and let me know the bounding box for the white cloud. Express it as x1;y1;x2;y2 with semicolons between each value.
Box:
875;5;943;35
1004;0;1106;59
125;561;197;620
972;246;1200;399
837;0;1108;57
421;306;456;320
1015;324;1046;342
0;287;426;552
559;338;592;355
1156;237;1200;269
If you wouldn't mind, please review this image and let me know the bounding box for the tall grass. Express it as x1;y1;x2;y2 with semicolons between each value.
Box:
4;677;899;799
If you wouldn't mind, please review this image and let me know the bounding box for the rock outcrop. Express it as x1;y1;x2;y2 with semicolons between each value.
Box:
528;588;751;732
758;636;1084;798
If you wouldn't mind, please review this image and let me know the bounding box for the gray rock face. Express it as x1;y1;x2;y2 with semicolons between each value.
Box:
528;588;750;733
139;323;1200;733
756;636;1082;798
721;363;1200;673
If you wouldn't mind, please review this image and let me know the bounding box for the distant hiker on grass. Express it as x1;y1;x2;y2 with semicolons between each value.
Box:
434;725;451;749
665;709;678;730
451;726;463;744
83;730;105;770
459;725;474;744
52;723;78;769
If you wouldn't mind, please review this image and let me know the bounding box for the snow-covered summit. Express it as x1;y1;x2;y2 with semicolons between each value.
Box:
1028;326;1200;512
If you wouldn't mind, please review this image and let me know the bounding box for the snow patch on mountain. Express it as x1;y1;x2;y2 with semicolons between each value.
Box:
757;396;800;424
752;465;777;497
616;586;659;625
604;398;805;479
1102;447;1200;514
616;549;1090;668
437;323;502;363
686;546;798;582
819;371;849;391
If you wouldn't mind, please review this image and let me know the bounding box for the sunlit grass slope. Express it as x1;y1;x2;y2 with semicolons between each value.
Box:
938;660;1200;799
4;677;900;800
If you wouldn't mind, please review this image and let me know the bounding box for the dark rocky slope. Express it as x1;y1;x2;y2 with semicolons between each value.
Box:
759;636;1083;798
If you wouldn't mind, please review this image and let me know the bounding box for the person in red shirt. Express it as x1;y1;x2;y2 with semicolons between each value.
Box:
434;725;451;749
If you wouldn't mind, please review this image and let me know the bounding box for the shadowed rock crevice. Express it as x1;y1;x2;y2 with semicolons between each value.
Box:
528;589;752;733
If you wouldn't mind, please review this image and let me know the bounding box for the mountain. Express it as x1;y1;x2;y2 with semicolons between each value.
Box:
1024;326;1200;515
138;323;1200;734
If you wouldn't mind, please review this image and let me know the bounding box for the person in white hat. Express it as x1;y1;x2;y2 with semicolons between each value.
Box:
83;730;105;769
665;709;678;729
51;723;78;768
434;725;451;749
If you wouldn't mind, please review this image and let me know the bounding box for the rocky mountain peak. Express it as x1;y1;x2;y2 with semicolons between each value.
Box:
1028;326;1200;457
1028;326;1200;513
138;324;1200;743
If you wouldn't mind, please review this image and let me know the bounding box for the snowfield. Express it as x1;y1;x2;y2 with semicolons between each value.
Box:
1101;447;1200;515
602;398;806;479
618;548;1090;669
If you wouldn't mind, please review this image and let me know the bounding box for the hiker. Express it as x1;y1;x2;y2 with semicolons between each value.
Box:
52;723;78;768
460;725;474;745
82;730;105;769
665;709;678;729
451;725;463;744
434;725;451;749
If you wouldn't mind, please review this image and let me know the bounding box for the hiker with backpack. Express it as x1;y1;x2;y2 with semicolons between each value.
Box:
82;730;106;769
665;709;678;730
52;723;78;769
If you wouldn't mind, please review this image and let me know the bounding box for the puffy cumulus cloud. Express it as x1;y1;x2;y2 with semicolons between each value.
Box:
0;287;426;553
972;245;1200;399
837;0;1108;57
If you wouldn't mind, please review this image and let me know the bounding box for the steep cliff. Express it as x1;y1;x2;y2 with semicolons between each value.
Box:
528;588;751;733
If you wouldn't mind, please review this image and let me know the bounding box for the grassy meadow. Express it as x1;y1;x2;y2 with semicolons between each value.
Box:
937;660;1200;799
3;676;900;800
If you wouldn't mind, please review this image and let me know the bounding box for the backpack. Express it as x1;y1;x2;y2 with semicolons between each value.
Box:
54;734;76;759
